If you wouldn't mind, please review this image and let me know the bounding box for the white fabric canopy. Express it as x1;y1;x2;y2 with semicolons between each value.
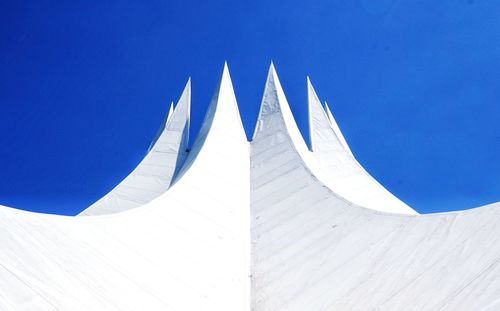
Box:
80;81;191;215
307;77;416;214
0;63;498;310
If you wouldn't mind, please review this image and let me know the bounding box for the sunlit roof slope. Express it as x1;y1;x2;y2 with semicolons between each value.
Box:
0;63;499;311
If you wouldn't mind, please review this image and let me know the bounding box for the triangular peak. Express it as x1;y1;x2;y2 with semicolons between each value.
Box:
324;100;353;157
166;101;174;123
79;79;191;216
209;62;246;135
189;62;245;149
324;101;333;124
168;77;191;148
306;78;416;214
171;62;247;184
252;63;310;157
307;77;349;155
148;100;176;153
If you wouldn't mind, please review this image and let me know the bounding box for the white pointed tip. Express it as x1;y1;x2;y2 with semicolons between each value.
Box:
177;78;191;118
165;101;175;124
324;101;333;117
222;61;231;78
183;78;192;100
307;77;320;101
269;61;277;74
266;62;280;86
307;76;314;92
219;63;233;91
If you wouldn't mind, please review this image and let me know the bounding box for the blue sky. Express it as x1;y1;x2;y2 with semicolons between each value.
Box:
0;0;499;215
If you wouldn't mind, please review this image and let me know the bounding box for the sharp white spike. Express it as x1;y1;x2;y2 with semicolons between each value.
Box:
167;101;174;123
148;100;175;153
324;100;353;157
79;79;191;216
173;62;247;183
80;64;249;308
253;63;317;172
307;78;416;214
165;62;250;310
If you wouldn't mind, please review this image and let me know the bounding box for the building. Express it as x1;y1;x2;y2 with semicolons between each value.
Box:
0;63;499;310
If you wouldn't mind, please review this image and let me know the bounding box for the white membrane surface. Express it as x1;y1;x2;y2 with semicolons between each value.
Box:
80;81;191;216
0;63;498;310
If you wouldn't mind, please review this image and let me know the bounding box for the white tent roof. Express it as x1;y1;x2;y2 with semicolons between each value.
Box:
80;80;191;216
0;63;498;310
307;78;416;214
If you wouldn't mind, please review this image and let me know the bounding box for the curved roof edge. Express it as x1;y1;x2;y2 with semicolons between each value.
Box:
252;63;317;170
171;62;248;186
79;80;191;216
307;78;417;215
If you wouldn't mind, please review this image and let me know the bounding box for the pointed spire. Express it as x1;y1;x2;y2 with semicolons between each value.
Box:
169;78;191;147
166;101;174;123
306;78;416;214
147;80;190;153
171;62;246;184
212;61;244;133
323;101;334;124
196;61;245;141
221;61;231;90
307;77;346;153
252;63;309;155
324;101;353;157
307;76;322;151
80;78;191;216
253;62;281;123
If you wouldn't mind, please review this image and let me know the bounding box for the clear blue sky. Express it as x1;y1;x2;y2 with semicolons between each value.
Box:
1;0;499;215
